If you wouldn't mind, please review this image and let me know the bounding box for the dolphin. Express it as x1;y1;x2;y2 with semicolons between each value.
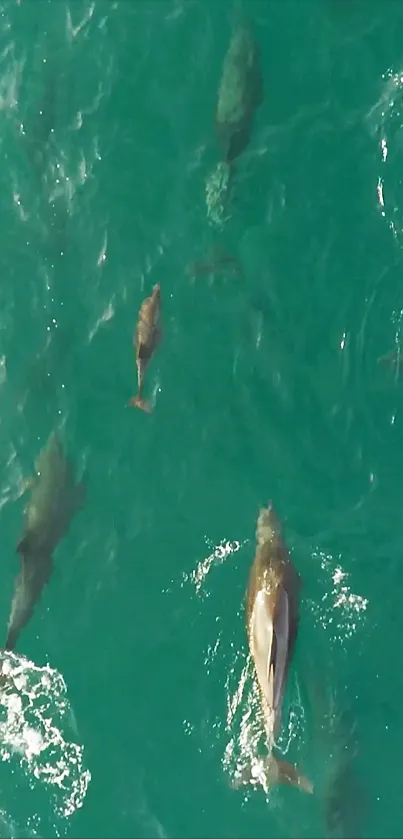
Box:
128;283;161;414
5;432;86;651
206;23;263;226
215;24;263;167
235;502;313;794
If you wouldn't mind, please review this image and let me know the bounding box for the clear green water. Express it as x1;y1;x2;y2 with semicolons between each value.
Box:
0;0;402;836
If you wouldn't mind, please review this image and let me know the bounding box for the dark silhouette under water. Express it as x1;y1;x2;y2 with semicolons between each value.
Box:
207;21;263;223
303;658;366;839
215;23;263;167
186;246;244;280
5;432;86;652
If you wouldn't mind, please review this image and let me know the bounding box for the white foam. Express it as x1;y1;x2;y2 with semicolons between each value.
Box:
0;652;91;821
185;537;245;595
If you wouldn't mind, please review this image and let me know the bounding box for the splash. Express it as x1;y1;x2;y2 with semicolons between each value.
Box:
223;656;265;789
0;652;91;822
311;550;368;643
184;536;245;595
331;566;368;615
222;655;306;796
205;162;232;228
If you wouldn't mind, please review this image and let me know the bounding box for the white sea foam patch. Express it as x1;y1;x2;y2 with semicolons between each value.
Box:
183;537;246;595
311;550;368;643
0;652;91;821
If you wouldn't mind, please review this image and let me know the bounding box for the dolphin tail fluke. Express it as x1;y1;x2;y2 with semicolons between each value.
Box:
232;754;313;795
274;756;313;794
128;395;152;414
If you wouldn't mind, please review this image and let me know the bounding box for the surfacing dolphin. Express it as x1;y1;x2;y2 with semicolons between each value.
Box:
234;502;313;794
5;432;86;652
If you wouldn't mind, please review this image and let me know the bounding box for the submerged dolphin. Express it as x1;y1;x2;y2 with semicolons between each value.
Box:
206;23;263;227
235;502;312;793
5;432;86;651
215;24;263;166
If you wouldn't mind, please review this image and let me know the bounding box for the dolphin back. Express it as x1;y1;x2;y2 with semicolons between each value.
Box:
18;476;85;557
216;24;263;163
19;434;86;557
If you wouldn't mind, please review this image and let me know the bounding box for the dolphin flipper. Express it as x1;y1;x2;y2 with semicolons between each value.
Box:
273;755;313;794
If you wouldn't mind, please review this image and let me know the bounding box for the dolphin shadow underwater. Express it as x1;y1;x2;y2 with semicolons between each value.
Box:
4;432;86;653
308;667;366;839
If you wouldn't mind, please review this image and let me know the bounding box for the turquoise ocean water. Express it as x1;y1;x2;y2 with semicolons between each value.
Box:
0;0;402;836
